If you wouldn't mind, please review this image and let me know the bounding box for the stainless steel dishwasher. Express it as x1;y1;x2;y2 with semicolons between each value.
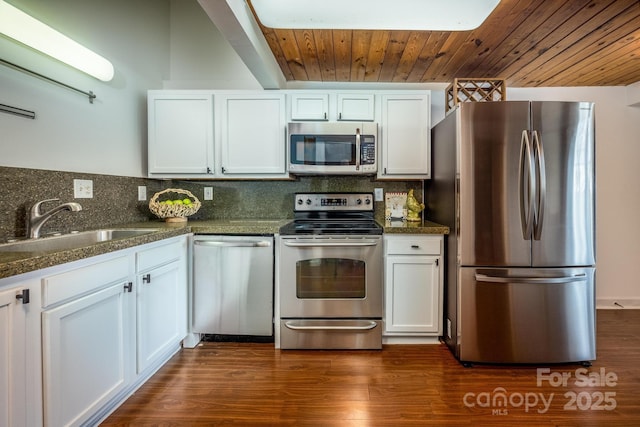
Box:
192;235;274;338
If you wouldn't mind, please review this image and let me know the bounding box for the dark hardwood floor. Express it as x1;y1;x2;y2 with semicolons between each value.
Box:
102;310;640;426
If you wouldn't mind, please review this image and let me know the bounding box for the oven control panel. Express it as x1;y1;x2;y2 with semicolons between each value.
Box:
294;193;374;212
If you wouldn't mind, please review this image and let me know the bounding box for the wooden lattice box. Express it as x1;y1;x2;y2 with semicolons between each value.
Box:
446;78;506;112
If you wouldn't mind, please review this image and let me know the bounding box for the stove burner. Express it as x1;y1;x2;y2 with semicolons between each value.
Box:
281;220;383;235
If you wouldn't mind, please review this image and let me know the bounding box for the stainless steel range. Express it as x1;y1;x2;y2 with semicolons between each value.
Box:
278;193;383;350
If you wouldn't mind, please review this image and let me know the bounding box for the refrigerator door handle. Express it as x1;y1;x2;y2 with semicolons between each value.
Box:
532;130;546;240
519;130;536;239
475;273;587;284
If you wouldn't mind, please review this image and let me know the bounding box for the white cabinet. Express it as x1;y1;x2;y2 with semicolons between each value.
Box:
288;91;375;121
336;93;375;121
218;93;287;177
148;91;214;177
41;255;134;427
136;239;187;374
148;91;287;179
290;92;329;120
0;283;31;427
379;93;431;179
36;235;188;427
384;235;443;340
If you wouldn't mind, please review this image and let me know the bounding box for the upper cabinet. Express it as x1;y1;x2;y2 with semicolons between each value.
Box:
148;91;287;179
290;93;329;121
147;89;430;180
288;91;375;122
378;92;431;180
217;93;287;177
336;93;375;121
148;91;214;176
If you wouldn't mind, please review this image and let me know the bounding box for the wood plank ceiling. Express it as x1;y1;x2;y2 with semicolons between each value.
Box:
249;0;640;86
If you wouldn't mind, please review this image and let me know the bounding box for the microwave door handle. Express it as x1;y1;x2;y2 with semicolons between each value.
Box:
355;128;361;171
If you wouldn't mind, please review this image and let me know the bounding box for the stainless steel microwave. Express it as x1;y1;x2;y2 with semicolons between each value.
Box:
288;122;378;175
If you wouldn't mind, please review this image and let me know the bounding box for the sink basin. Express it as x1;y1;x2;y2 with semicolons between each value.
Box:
0;228;159;253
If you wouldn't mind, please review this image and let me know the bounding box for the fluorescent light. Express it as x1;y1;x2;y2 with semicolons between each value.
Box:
251;0;501;31
0;0;114;81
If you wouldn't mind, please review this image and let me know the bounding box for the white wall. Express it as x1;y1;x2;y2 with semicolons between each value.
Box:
165;0;261;90
0;0;171;177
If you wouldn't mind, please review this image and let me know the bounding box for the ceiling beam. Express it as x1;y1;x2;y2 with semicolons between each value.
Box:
197;0;286;89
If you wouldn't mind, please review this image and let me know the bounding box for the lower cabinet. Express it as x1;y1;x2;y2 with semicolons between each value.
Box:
0;235;189;427
136;239;188;374
0;281;37;427
42;281;134;427
383;235;443;341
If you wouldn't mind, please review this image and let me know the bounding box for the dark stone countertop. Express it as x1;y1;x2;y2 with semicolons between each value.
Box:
381;219;450;235
0;218;449;280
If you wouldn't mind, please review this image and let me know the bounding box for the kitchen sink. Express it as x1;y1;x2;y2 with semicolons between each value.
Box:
0;228;160;253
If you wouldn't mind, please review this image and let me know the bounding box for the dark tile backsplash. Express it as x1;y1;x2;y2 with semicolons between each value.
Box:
0;166;423;241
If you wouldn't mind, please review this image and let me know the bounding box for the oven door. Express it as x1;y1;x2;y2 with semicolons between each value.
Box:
279;236;383;318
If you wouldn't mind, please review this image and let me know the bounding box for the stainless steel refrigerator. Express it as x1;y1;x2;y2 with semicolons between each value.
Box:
428;101;595;365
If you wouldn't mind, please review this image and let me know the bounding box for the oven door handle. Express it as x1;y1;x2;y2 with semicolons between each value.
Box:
284;320;378;331
282;240;379;248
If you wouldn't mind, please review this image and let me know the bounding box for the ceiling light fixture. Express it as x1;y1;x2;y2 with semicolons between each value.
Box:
0;0;114;81
251;0;501;31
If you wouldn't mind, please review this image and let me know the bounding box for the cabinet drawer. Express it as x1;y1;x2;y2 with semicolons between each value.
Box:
136;239;184;272
385;236;441;256
42;256;130;307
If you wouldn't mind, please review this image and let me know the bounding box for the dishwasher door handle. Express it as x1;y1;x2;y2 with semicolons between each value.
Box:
194;240;271;248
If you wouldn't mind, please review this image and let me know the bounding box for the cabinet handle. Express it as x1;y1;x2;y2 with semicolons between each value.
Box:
221;166;226;174
324;112;327;120
338;112;342;120
207;167;212;174
15;289;30;304
411;245;420;249
124;282;133;293
142;274;151;284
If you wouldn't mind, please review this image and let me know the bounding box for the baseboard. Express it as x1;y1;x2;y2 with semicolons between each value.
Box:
383;336;442;345
597;298;640;309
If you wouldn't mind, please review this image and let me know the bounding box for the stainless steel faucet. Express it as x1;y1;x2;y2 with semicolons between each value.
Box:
28;198;83;239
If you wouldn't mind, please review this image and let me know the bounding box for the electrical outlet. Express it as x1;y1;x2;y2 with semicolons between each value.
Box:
138;186;147;201
204;187;213;201
374;188;384;201
73;179;93;198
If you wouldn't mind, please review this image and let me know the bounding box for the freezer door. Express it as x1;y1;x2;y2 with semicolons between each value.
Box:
458;101;532;266
531;102;595;267
459;267;595;364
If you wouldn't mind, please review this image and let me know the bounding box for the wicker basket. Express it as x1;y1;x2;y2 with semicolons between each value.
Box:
149;188;201;223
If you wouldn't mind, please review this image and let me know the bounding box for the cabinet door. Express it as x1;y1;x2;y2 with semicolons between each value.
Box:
137;260;186;374
290;93;329;120
42;282;133;427
385;255;440;334
220;94;287;176
380;93;431;179
0;286;28;427
148;92;214;176
337;93;375;121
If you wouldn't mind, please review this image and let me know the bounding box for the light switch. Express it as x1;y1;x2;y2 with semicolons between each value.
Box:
138;186;147;201
73;179;93;198
204;187;213;201
374;188;383;201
